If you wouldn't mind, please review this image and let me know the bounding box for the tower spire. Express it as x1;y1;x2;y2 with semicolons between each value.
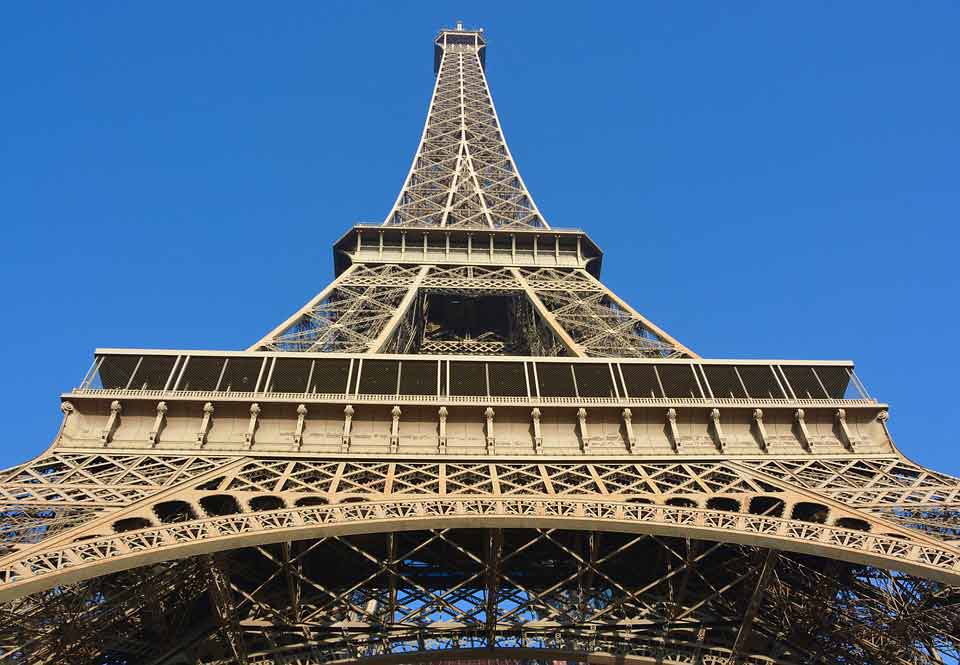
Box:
386;24;548;229
247;26;694;358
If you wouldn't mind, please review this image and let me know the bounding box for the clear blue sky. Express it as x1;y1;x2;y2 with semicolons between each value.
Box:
2;2;957;475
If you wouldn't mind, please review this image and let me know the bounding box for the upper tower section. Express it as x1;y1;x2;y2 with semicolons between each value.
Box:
434;22;486;72
384;23;548;230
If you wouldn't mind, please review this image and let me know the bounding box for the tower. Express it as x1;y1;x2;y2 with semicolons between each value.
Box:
2;22;959;664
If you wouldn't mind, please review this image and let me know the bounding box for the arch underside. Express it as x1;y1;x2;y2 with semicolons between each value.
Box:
3;522;960;664
3;454;960;664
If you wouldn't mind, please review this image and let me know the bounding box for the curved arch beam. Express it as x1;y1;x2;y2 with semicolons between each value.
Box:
233;643;796;665
2;497;959;600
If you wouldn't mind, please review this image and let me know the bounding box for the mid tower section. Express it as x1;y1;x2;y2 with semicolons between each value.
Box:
247;26;695;358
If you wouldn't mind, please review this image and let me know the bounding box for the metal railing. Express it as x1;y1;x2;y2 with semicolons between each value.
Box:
77;351;874;404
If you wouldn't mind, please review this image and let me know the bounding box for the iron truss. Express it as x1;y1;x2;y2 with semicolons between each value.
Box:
251;264;689;358
384;31;545;230
3;23;960;665
2;529;959;664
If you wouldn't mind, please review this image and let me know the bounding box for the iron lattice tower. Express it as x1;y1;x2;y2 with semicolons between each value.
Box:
2;24;959;665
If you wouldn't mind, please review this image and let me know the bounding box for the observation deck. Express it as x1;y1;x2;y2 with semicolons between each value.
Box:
58;348;888;459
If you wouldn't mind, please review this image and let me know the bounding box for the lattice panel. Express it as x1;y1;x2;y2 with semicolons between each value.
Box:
4;529;957;664
0;453;231;506
517;268;687;359
190;460;787;501
260;265;421;353
0;558;208;664
871;506;960;543
739;457;960;507
423;265;521;294
0;506;104;551
385;43;546;229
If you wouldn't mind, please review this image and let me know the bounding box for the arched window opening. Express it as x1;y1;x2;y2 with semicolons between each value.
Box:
835;517;870;532
249;495;285;512
706;497;740;513
295;496;329;507
792;502;829;524
113;517;153;533
749;496;785;517
154;501;196;523
200;494;242;517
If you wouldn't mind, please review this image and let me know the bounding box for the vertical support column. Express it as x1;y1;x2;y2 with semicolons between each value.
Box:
484;407;496;455
387;533;397;627
101;400;122;445
531;408;543;454
294;404;308;448
730;549;779;661
203;555;249;665
390;406;402;453
341;405;354;453
367;265;432;353
622;408;636;453
484;528;502;648
438;406;448;453
149;401;168;447
510;268;586;357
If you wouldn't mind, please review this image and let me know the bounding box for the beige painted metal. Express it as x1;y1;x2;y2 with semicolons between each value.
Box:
509;267;586;357
247;263;362;351
3;22;960;665
366;265;432;352
579;268;699;359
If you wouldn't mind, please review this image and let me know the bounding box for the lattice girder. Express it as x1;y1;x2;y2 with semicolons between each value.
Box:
2;528;958;665
2;452;960;606
385;33;546;230
252;264;693;358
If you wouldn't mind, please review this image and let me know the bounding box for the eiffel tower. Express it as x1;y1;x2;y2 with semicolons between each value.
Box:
2;23;959;665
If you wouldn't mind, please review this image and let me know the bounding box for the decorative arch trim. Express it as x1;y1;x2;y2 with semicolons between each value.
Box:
2;497;959;601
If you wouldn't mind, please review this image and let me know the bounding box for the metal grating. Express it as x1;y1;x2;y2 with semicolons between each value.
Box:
703;365;747;399
619;364;662;398
176;357;226;392
268;358;314;393
573;364;616;398
657;364;702;398
77;353;872;403
450;361;487;396
309;359;351;394
358;360;399;395
488;362;528;397
219;357;263;393
399;360;439;396
536;363;575;398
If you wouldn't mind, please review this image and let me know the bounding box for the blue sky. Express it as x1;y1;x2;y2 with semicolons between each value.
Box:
1;2;957;474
